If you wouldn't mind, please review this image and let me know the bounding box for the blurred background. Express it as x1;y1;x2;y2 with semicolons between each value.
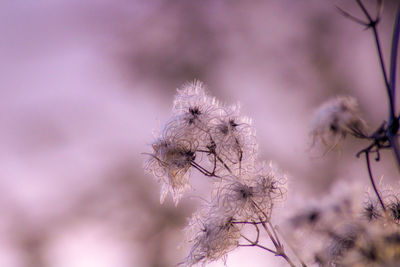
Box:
1;0;399;266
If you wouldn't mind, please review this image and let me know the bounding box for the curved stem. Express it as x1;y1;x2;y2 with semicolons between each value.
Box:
365;152;386;211
250;200;297;266
239;223;279;254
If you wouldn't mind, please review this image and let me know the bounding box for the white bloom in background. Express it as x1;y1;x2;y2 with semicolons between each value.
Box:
144;138;195;205
183;206;241;266
311;96;366;148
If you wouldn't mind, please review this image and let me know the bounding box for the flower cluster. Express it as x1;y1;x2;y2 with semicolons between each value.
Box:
145;81;288;266
145;81;258;205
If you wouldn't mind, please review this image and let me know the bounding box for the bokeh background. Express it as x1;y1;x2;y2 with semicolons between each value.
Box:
1;0;399;266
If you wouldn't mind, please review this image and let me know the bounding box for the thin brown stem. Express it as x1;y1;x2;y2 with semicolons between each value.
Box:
239;242;278;254
190;162;220;178
268;221;282;248
279;254;296;267
275;226;308;267
216;154;233;174
232;220;267;225
239;223;278;254
250;200;296;266
241;223;261;245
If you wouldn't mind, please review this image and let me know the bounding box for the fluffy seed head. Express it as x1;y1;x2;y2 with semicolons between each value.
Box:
311;96;366;148
173;81;220;127
183;207;240;266
214;164;286;221
144;138;195;205
210;105;258;175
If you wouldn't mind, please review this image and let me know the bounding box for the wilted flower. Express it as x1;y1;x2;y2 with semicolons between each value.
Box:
367;184;400;224
214;163;286;221
173;80;220;120
183;206;241;266
311;96;367;148
388;199;400;223
165;80;221;144
210;105;258;175
144;138;195;205
215;179;260;221
362;199;382;222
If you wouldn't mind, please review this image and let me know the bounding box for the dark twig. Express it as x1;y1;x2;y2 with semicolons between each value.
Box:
388;4;400;171
338;1;393;117
364;152;386;211
232;220;268;225
359;0;393;116
390;3;400;106
342;0;400;175
239;223;279;254
335;6;367;25
249;200;296;267
190;161;220;178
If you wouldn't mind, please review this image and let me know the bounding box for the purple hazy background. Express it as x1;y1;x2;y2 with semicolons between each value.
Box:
1;0;399;266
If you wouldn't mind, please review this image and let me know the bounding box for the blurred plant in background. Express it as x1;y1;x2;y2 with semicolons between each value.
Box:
1;0;400;266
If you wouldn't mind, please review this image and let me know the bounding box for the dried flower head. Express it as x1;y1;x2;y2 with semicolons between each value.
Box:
166;80;221;143
214;163;286;221
210;105;258;175
388;199;400;223
183;207;240;266
144;138;195;205
311;96;367;148
362;199;382;222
